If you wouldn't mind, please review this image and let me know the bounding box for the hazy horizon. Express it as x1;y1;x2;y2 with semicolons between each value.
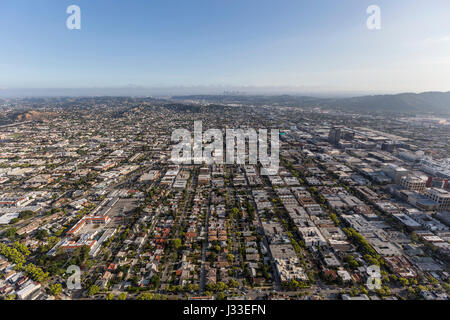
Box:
1;86;450;99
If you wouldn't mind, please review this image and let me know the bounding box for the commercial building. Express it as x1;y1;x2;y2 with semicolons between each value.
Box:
382;164;409;184
400;175;427;192
425;188;450;211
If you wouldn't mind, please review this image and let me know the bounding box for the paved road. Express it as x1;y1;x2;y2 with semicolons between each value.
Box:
199;175;212;293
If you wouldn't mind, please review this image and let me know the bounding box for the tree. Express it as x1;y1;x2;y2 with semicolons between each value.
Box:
172;238;182;250
5;294;15;300
216;292;226;300
5;228;18;240
407;286;416;297
228;279;239;288
106;293;115;300
329;213;340;225
215;282;228;292
360;285;368;295
376;285;391;297
87;285;100;297
36;229;49;241
364;254;380;267
343;228;377;256
19;210;35;220
344;255;360;270
137;292;166;300
207;252;217;263
13;241;30;256
150;274;160;288
118;292;127;300
81;245;91;261
50;283;63;296
290;238;302;254
23;263;49;282
0;243;26;265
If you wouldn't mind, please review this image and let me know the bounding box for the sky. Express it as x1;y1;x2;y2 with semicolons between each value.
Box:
1;0;450;95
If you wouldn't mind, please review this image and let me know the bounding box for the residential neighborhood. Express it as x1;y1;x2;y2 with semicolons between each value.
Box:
0;97;448;301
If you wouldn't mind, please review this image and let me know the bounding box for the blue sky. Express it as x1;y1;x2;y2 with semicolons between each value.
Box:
1;0;450;94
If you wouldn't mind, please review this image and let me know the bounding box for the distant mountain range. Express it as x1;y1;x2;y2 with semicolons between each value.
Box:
1;91;450;115
173;91;450;115
314;92;450;114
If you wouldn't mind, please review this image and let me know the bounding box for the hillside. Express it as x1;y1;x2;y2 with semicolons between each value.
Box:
173;92;450;115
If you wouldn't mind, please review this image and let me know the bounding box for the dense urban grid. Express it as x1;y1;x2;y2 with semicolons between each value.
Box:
0;96;449;301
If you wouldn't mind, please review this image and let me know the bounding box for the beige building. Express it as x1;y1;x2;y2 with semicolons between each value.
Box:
400;175;427;192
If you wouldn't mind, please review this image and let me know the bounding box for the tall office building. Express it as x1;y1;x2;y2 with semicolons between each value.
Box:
328;127;342;146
